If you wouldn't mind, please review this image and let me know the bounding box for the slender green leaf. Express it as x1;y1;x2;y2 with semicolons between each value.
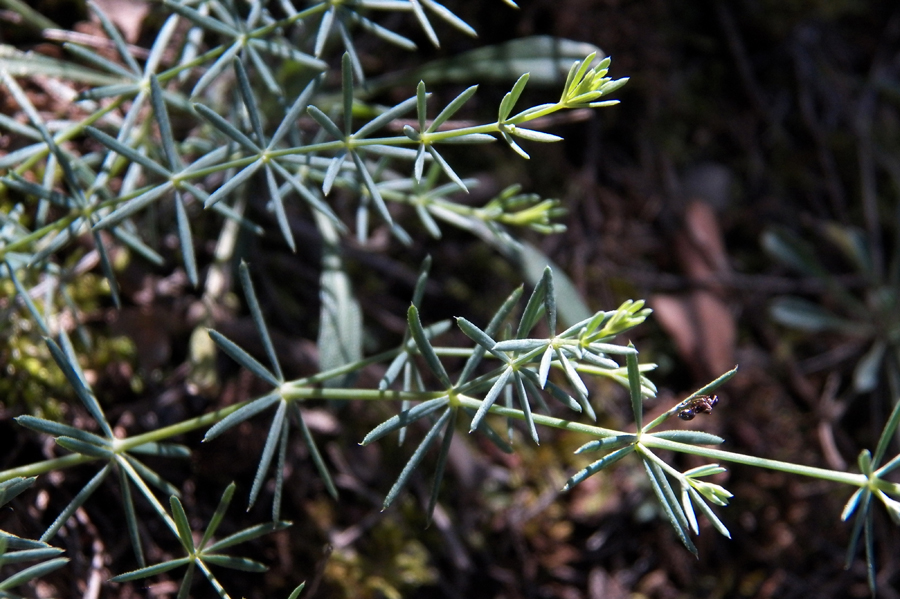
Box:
427;146;467;192
200;483;236;551
206;522;290;553
0;557;69;590
90;229;122;308
170;496;195;552
201;554;268;572
408;305;452;387
517;268;549;338
109;557;192;582
203;159;264;208
499;73;529;122
5;262;51;336
426;408;456;522
294;404;338;499
44;337;113;438
686;487;731;538
123;455;181;497
462;406;514;453
648;431;725;445
287;582;307;599
0;547;63;566
513;371;539;444
207;329;278;387
351;151;393;225
420;0;476;37
574;435;636;454
864;506;875;594
307;105;346;141
354;95;419;139
248;399;287;510
626;345;642;429
456;317;503;357
128;442;191;458
92;182;175;230
363;397;450;445
563;445;634;490
458;286;523;385
643;458;696;556
15;416;109;447
118;466;146;567
237;261;283;383
383;408;452;509
84;126;172;179
272;416;289;521
42;464;112;542
177;561;196;599
0;478;36;508
469;367;512;433
193;102;261;152
56;437;112;459
427;85;478;133
204;392;281;442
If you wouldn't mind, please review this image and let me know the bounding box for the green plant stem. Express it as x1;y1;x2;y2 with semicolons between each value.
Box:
0;453;93;482
639;436;891;490
4;380;891;499
455;394;622;437
9;97;127;178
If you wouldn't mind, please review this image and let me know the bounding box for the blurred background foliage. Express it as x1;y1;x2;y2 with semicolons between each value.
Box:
1;0;900;597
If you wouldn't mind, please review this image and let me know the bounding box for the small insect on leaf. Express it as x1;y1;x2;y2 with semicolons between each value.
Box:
677;395;719;421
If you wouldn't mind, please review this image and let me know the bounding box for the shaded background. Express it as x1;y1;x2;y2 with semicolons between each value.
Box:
2;0;900;598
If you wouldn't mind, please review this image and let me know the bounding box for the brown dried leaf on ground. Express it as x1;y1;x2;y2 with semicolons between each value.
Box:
652;200;736;379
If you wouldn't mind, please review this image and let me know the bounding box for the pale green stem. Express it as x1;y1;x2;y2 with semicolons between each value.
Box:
640;436;876;488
